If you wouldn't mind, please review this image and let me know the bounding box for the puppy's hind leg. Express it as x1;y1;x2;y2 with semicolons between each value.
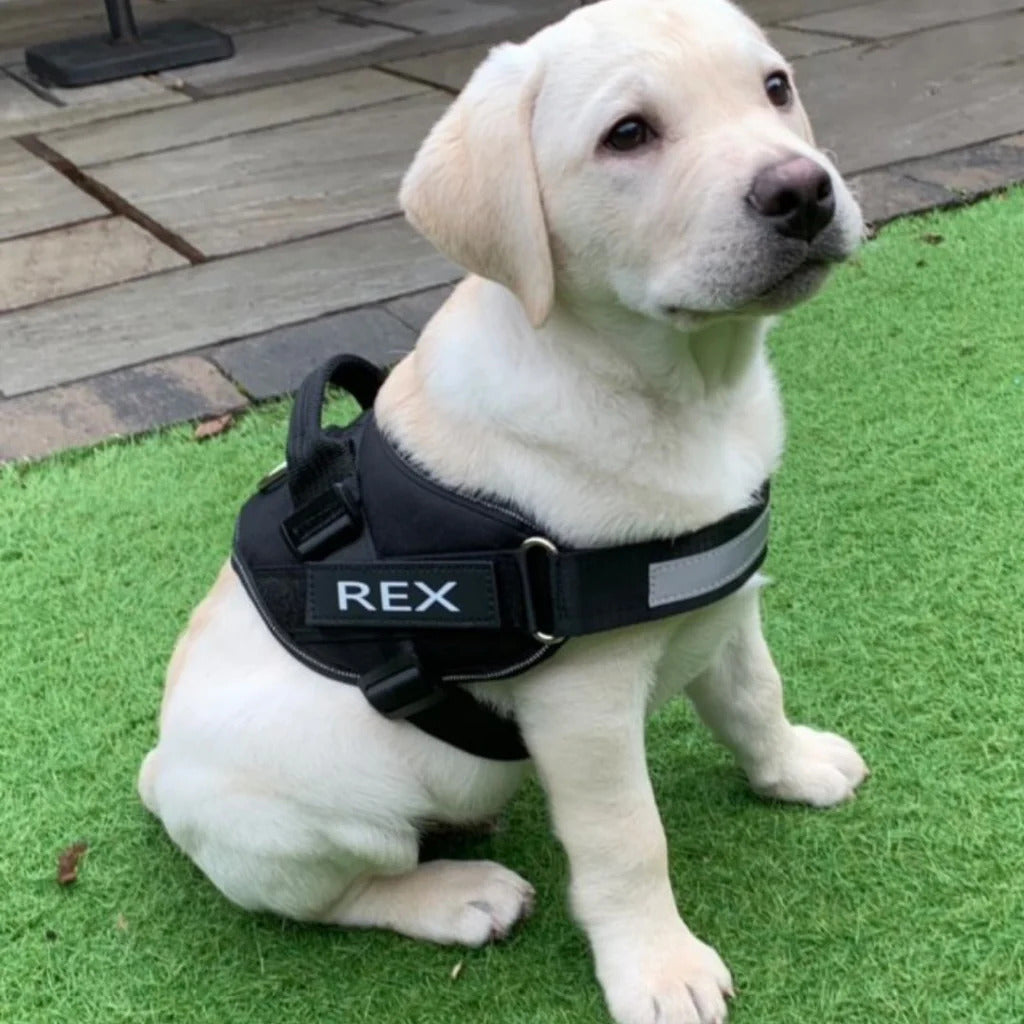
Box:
325;859;535;947
686;594;868;807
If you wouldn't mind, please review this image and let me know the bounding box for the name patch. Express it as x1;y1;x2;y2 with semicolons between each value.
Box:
306;561;500;628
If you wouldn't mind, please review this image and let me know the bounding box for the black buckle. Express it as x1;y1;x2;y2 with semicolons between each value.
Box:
282;479;361;560
517;537;565;645
359;647;444;719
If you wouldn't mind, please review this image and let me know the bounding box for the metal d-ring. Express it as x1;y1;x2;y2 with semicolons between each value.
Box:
519;536;565;645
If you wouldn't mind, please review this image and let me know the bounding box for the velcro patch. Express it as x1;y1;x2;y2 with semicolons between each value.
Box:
306;561;500;628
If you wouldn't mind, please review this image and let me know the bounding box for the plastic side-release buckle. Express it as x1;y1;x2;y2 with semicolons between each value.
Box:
282;479;361;560
358;646;444;719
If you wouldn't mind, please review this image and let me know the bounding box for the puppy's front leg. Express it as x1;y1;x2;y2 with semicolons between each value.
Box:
687;595;868;807
515;644;733;1024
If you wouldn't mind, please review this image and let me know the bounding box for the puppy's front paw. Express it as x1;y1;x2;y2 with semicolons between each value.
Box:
598;929;733;1024
750;724;868;807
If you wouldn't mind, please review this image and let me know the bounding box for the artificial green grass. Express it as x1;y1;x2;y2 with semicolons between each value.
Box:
3;187;1024;1024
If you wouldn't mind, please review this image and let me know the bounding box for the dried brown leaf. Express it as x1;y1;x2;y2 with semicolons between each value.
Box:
194;413;235;441
921;232;945;246
57;841;88;886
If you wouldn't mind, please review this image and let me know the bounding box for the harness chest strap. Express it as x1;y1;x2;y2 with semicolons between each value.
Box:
302;492;770;642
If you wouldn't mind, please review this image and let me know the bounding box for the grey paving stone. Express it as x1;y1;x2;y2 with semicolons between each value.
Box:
42;67;428;167
795;11;1024;174
0;139;105;243
349;0;517;35
87;91;449;257
379;42;489;90
0;217;186;314
0;356;245;463
6;64;181;109
787;0;1024;40
896;134;1024;197
0;216;458;396
0;69;54;122
845;169;955;226
766;26;853;60
740;0;862;27
160;14;413;89
212;307;416;400
384;285;454;331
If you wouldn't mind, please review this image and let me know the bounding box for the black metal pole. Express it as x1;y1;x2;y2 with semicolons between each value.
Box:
103;0;141;43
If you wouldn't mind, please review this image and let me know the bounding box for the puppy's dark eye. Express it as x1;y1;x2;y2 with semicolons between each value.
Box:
603;117;655;152
765;71;793;108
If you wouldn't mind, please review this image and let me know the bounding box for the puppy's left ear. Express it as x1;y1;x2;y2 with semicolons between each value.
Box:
399;43;553;327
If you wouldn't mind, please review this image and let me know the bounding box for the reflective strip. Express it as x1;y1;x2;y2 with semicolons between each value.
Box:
648;505;770;609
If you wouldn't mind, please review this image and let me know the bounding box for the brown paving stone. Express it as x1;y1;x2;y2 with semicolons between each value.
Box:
0;356;245;463
0;217;186;314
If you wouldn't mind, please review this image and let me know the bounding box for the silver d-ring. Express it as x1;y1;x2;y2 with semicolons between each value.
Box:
519;536;565;645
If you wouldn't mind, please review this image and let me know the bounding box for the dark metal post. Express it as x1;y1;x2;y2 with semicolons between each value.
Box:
104;0;141;42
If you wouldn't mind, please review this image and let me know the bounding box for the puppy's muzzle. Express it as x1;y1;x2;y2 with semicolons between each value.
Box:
746;156;835;243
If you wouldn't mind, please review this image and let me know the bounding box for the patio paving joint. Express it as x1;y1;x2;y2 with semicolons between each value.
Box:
15;134;207;265
373;62;460;95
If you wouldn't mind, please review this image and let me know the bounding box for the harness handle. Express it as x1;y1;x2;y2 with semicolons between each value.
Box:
286;354;386;507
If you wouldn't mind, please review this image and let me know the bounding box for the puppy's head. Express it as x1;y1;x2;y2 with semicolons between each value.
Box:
401;0;864;329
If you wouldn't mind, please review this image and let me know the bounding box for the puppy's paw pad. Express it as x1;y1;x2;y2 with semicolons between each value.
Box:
752;725;868;808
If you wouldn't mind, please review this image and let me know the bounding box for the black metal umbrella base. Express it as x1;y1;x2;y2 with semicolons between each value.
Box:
25;8;233;88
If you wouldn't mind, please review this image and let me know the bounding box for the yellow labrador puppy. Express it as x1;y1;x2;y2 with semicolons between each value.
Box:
140;0;868;1020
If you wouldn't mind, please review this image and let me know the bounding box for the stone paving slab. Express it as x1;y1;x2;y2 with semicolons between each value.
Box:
42;68;428;167
173;0;575;97
797;11;1024;174
765;26;853;60
0;138;105;242
86;91;449;257
0;69;53;120
211;306;417;400
379;42;489;90
157;13;413;91
0;77;191;141
0;355;246;463
786;0;1024;40
741;0;861;27
0;216;186;314
384;284;454;332
0;217;458;397
349;0;519;35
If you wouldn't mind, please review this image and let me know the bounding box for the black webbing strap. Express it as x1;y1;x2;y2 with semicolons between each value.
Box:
359;642;528;760
303;486;770;641
286;353;386;508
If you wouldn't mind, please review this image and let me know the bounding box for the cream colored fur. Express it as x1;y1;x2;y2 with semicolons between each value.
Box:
139;2;869;1021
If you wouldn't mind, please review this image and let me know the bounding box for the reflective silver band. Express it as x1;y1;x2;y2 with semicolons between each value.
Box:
648;504;770;609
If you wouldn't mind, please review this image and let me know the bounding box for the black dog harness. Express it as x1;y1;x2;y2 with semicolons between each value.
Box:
233;354;770;762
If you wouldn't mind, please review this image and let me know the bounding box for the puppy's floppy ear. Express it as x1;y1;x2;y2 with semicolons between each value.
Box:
399;43;553;327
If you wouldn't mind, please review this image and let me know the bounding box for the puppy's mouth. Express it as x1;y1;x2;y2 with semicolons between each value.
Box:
749;257;832;311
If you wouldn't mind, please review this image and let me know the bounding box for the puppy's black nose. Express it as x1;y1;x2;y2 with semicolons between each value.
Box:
747;156;835;243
